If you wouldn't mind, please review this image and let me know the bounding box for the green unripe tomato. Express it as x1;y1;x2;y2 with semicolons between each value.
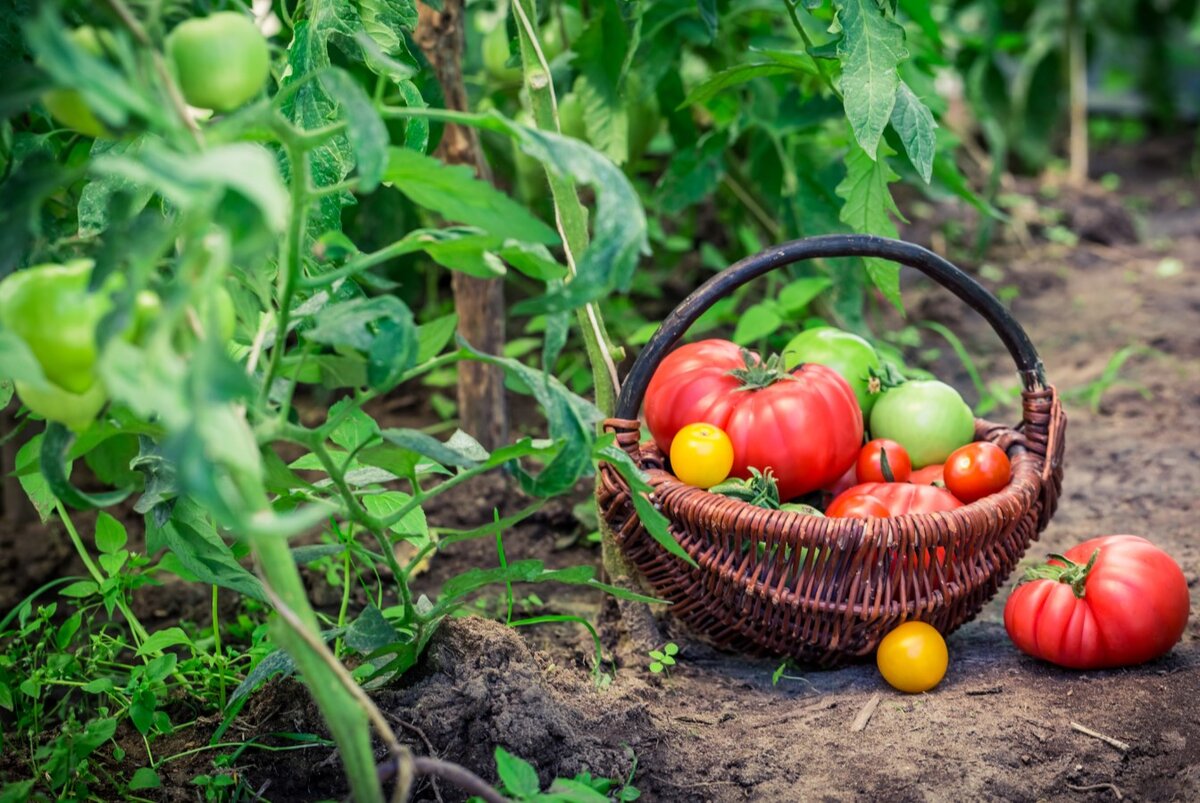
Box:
483;24;522;86
131;290;163;343
557;91;586;139
784;327;882;416
166;12;270;112
540;6;584;61
14;379;108;433
41;27;110;138
0;260;112;395
869;380;976;468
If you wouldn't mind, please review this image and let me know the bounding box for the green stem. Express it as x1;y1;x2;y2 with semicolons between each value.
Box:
783;0;843;100
54;502;150;648
211;585;225;711
259;132;310;412
334;524;354;657
512;0;620;418
251;535;383;803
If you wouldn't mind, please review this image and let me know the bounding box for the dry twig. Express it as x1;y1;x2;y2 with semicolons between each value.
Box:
850;693;882;733
1070;721;1130;752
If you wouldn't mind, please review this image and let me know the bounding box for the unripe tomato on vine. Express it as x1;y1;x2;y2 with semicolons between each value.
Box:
167;12;270;112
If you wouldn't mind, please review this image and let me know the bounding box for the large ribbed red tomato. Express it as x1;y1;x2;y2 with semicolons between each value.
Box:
1004;536;1190;669
828;482;962;516
644;339;862;500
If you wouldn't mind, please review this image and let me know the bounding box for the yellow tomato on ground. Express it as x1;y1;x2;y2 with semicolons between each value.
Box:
876;621;948;693
669;423;734;489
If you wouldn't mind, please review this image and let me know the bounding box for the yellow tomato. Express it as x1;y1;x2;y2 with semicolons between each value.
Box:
876;621;948;693
669;423;734;489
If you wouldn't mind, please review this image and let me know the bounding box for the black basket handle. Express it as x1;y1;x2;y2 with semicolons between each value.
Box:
614;234;1046;421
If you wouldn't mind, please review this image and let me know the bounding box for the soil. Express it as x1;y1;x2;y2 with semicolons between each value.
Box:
3;138;1199;802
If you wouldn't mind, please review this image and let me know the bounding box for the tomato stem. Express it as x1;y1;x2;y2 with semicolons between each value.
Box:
727;349;796;390
1019;549;1100;598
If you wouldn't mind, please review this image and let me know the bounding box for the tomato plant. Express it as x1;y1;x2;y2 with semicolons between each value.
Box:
869;381;976;468
669;422;734;489
876;621;948;693
857;439;912;484
166;12;270;112
1004;536;1190;669
829;482;962;516
645;339;862;500
943;442;1011;504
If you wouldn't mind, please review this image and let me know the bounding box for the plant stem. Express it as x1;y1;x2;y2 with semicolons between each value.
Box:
511;0;620;418
102;0;204;145
211;585;225;711
784;0;842;100
54;502;150;648
335;524;354;657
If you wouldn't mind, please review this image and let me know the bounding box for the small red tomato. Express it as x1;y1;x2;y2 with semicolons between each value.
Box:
825;462;859;497
943;442;1011;503
909;464;945;486
826;494;890;519
856;438;912;483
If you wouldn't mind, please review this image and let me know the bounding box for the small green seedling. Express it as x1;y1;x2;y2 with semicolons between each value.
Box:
648;643;679;675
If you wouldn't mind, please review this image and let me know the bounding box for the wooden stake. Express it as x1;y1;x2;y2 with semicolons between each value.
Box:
414;1;508;450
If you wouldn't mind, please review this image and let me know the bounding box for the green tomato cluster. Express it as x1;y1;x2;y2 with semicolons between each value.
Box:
784;326;976;468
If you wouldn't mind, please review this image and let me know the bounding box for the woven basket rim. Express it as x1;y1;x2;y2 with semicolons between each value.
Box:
639;421;1042;553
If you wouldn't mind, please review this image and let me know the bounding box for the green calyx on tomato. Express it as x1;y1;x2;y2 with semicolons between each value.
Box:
783;327;883;416
41;27;112;138
1019;550;1098;599
869;380;975;468
167;12;270;112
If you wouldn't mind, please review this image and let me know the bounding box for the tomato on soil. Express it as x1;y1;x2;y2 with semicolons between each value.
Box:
876;621;948;693
1004;535;1190;669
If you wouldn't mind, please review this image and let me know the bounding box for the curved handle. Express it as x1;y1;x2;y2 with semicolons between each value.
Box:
615;234;1046;420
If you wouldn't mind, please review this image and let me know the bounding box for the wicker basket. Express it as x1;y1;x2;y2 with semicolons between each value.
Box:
597;235;1066;666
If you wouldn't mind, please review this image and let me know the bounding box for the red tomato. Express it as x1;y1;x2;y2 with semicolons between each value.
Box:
909;464;945;486
856;439;912;483
943;442;1011;503
826;494;890;519
828;482;962;516
1004;536;1190;669
645;340;863;500
824;463;859;497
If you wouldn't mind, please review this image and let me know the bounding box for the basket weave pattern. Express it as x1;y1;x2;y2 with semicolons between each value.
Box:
597;388;1066;666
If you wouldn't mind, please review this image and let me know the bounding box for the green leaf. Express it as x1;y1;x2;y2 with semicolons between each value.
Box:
136;626;191;657
682;63;803;108
494;747;541;798
92;142;289;233
14;435;55;522
430;110;649;314
732;302;783;345
94;512;127;554
834;0;908;158
153;499;266;601
496;242;568;281
778;277;834;314
362;491;429;542
60;580;98;598
327;400;381;452
320;69;389;192
384;148;558;244
655;131;727;215
379;428;482;468
229;648;296;704
40;424;133;511
570;1;632;164
890;80;937;183
415;313;459;362
549;778;611;802
345;605;399;654
357;0;418;56
836;139;903;310
129;768;161;791
78;137;156;236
